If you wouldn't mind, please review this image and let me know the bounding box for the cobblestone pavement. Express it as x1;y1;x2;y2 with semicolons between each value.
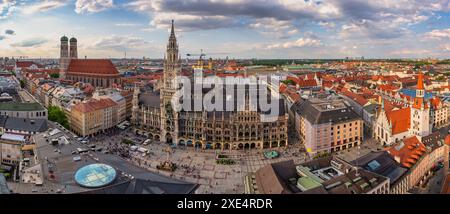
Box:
92;129;308;194
91;129;383;194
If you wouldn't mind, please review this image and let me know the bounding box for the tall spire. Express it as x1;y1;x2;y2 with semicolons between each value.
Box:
416;71;424;90
166;19;178;64
170;19;175;37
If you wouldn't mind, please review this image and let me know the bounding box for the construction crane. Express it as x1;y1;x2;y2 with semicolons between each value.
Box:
186;49;229;70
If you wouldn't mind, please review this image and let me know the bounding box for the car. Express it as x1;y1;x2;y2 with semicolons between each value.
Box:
71;151;77;155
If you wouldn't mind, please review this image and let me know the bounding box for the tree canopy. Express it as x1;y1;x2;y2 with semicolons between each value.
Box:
48;106;69;129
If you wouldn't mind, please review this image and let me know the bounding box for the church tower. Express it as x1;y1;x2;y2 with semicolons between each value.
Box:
410;72;431;137
69;37;78;59
160;20;180;144
59;36;70;79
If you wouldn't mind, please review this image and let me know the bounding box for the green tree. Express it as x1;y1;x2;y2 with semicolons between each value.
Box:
48;106;69;129
49;73;60;79
19;79;26;88
282;79;296;85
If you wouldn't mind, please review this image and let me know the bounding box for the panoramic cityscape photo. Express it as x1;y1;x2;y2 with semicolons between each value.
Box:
0;0;449;209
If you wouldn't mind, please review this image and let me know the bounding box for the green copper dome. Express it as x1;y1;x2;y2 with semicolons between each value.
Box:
60;36;68;42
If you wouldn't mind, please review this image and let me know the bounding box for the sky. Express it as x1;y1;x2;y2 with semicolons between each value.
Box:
0;0;449;59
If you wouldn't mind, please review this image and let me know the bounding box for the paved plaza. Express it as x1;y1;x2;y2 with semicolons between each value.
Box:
89;128;309;194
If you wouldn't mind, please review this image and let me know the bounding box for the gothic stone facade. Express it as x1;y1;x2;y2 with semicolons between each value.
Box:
132;21;288;150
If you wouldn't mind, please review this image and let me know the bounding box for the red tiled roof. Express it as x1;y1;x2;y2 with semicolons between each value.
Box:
297;79;317;87
341;90;368;106
386;136;426;168
385;107;411;135
16;61;43;68
378;84;399;92
430;97;441;109
67;59;119;76
72;98;117;113
279;83;287;93
283;88;300;102
443;134;450;147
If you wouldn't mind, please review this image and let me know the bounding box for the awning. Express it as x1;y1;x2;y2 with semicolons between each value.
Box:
22;144;36;151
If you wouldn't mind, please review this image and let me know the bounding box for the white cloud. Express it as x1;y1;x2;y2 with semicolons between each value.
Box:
424;28;450;39
91;35;152;51
267;35;322;49
441;44;450;52
389;49;432;56
250;18;298;39
22;0;69;15
115;23;142;27
10;38;48;47
0;0;18;19
75;0;114;14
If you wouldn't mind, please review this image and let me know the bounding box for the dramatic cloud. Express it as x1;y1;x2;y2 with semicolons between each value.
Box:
150;12;239;31
75;0;114;14
339;20;409;40
4;29;14;35
10;38;48;47
127;0;341;31
22;0;69;14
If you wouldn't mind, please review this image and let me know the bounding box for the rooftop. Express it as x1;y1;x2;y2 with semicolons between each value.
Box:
386;136;427;168
72;98;117;113
0;102;45;111
1;132;26;142
351;151;408;185
291;98;360;125
4;117;48;133
67;59;119;76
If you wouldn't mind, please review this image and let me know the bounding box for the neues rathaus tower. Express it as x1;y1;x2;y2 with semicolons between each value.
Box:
160;20;181;144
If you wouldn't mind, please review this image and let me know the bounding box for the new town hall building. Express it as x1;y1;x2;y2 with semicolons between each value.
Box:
132;21;288;150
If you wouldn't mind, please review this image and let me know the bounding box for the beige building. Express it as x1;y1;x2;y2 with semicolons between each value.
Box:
292;98;364;156
92;89;127;123
70;98;118;137
0;133;26;166
430;97;448;128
